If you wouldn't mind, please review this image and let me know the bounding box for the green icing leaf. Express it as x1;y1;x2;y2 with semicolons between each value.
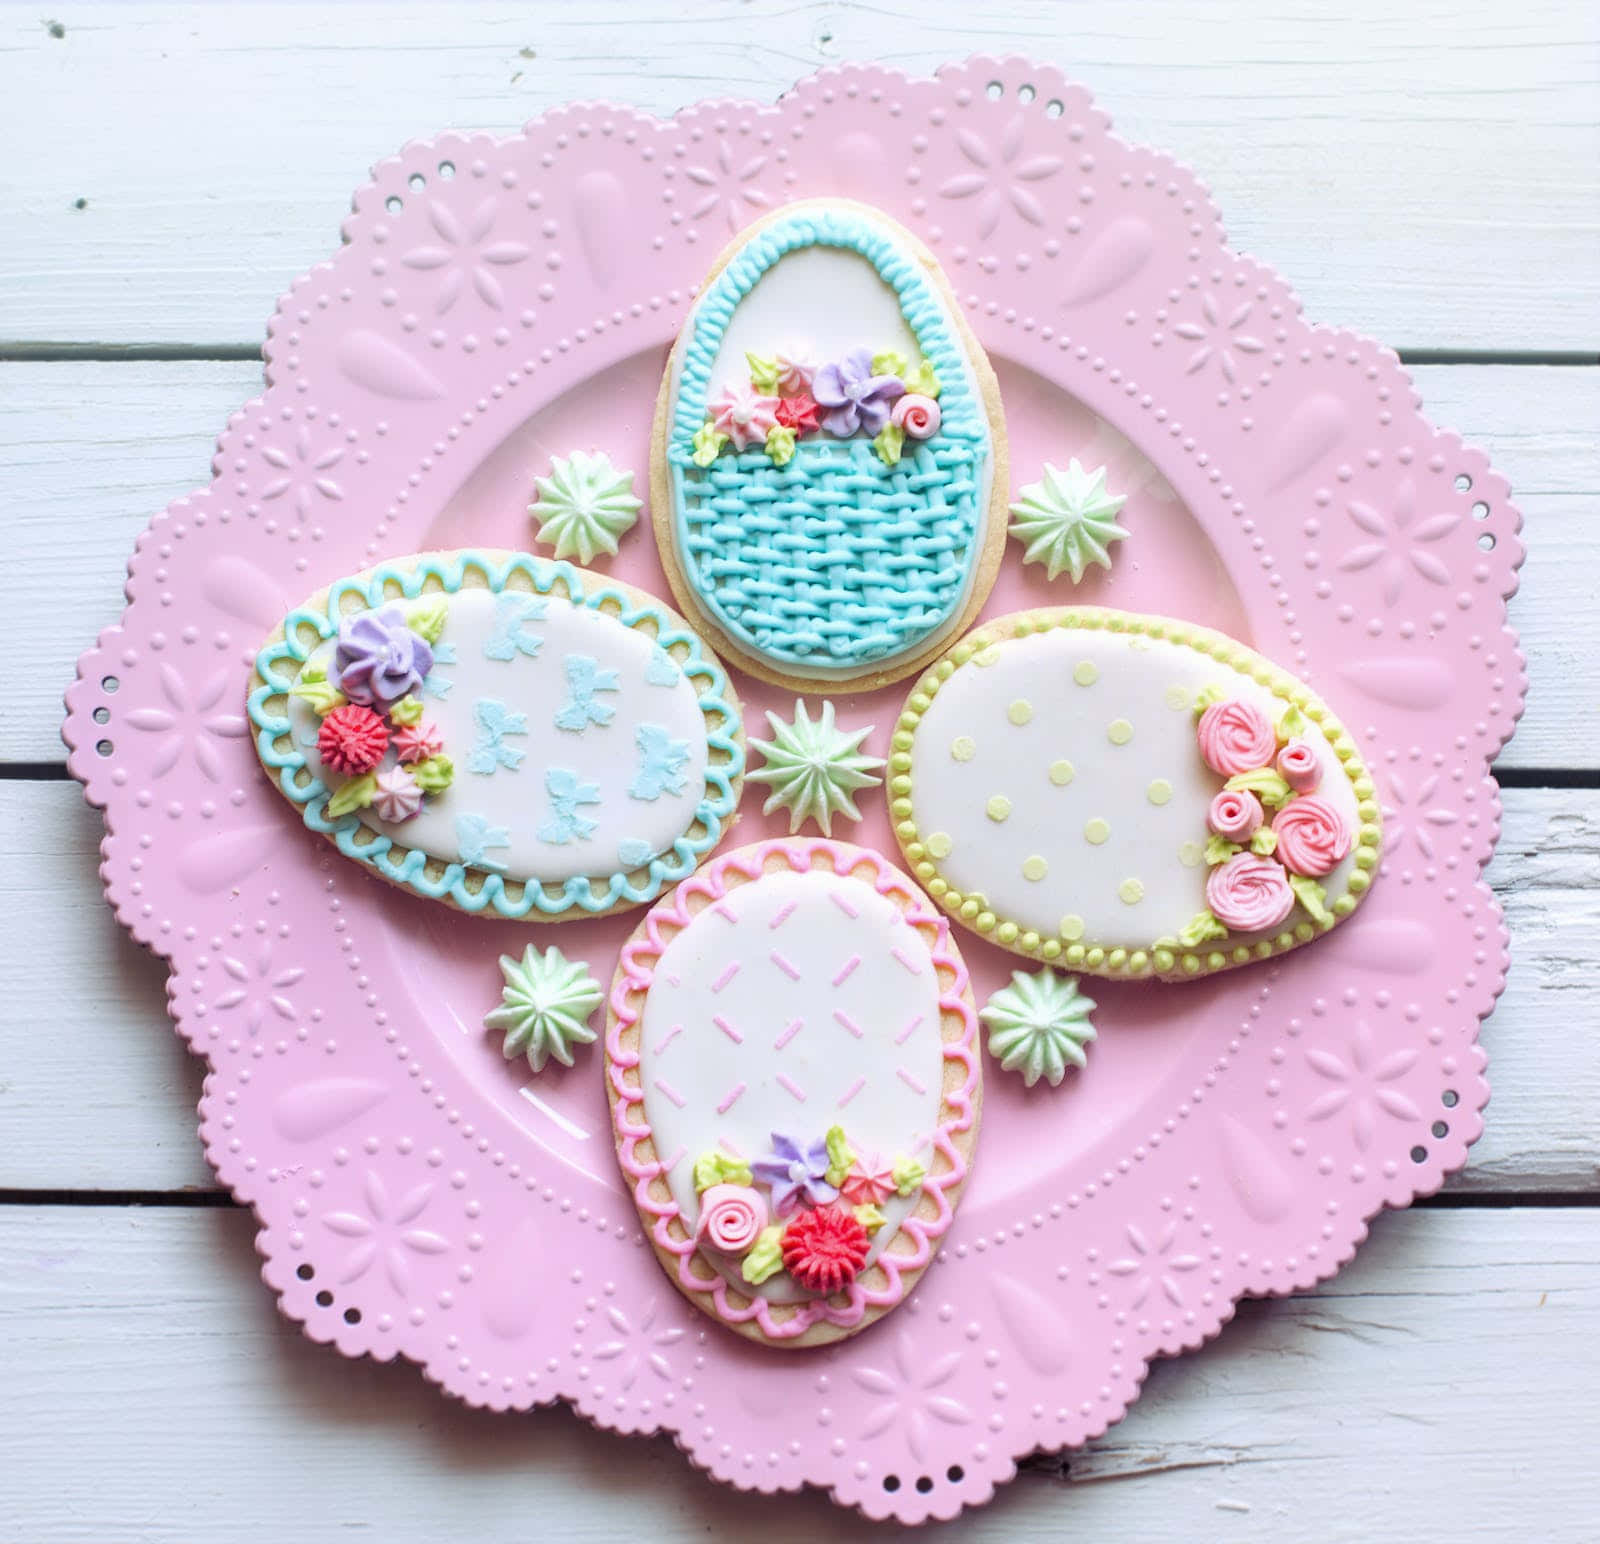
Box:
853;1203;886;1234
871;349;909;378
1205;833;1242;866
765;424;797;467
902;359;941;398
290;676;346;715
873;422;905;466
891;1156;925;1198
746;351;781;393
824;1125;854;1188
1192;683;1224;716
388;694;424;726
412;755;454;793
1277;703;1309;743
741;1225;785;1285
1250;826;1279;857
691;421;728;467
299;661;327;685
326;772;377;819
1290;872;1333;925
1225;766;1293;810
406;595;449;645
1178;910;1230;947
692;1150;752;1192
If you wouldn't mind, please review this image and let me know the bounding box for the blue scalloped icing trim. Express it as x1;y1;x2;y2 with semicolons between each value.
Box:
666;207;991;672
248;551;744;919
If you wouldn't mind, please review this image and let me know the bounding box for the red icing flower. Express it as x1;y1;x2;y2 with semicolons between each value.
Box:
317;704;389;776
774;391;820;435
391;719;444;765
781;1204;870;1295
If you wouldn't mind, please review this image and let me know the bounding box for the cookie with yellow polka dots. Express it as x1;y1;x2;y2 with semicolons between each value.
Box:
891;607;1383;981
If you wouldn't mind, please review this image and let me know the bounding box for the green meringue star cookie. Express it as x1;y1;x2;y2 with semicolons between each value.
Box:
485;944;604;1073
528;450;643;564
980;968;1097;1087
747;699;885;836
1008;459;1129;584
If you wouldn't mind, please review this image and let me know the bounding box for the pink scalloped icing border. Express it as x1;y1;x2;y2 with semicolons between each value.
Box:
606;839;981;1339
60;55;1526;1525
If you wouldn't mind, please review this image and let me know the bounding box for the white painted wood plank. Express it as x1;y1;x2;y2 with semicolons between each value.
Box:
4;1;1597;349
3;779;1594;1193
1;1203;1593;1540
4;360;1592;767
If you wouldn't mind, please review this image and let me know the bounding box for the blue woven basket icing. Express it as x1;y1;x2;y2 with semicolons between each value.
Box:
667;209;990;673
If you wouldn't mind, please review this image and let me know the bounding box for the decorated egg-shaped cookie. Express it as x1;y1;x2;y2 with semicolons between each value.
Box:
248;550;744;919
893;608;1382;980
606;840;981;1348
651;199;1009;692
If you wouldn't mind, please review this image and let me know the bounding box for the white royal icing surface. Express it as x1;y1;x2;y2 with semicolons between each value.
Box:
667;218;995;677
638;868;943;1304
287;588;710;883
907;629;1361;949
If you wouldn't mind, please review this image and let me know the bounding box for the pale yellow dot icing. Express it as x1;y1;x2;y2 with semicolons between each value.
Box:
1073;661;1098;687
1022;855;1049;882
1007;699;1034;726
950;735;976;762
1084;817;1110;845
974;647;1000;668
1048;759;1075;786
1147;778;1172;805
1119;878;1145;905
927;831;953;859
1059;914;1085;941
1178;840;1203;867
1107;718;1134;745
986;795;1012;822
1165;685;1191;711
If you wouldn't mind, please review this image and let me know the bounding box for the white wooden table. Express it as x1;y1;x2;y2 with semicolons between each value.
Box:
3;4;1597;1539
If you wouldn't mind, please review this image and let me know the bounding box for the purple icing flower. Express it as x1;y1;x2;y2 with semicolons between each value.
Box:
811;348;906;438
751;1131;839;1217
335;604;434;710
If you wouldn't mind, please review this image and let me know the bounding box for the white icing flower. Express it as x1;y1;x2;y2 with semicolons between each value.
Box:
529;450;643;565
1007;459;1129;584
485;944;604;1073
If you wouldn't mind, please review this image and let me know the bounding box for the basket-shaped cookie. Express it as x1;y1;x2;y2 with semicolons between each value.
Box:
658;204;1003;682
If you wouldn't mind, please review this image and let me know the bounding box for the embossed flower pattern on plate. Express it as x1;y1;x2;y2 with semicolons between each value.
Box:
852;1329;972;1461
1305;1021;1422;1150
323;1170;450;1293
1338;476;1461;606
401;197;531;313
939;111;1062;236
124;661;249;780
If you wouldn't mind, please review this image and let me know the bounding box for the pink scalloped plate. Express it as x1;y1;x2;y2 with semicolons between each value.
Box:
64;59;1525;1525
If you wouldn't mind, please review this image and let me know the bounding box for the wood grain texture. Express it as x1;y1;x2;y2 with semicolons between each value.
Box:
3;1;1597;349
3;779;1594;1193
5;361;1592;767
2;1203;1594;1541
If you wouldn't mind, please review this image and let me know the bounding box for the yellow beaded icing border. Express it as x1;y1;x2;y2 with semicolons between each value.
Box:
889;607;1384;980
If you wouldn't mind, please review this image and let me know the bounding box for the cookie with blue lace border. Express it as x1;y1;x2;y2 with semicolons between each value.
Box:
650;198;1010;693
246;548;746;921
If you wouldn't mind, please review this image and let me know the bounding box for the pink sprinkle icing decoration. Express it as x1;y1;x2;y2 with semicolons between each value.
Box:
711;1013;743;1044
833;1009;865;1039
716;1082;747;1116
769;949;801;980
836;1076;867;1109
831;954;862;987
775;1072;808;1104
709;961;740;993
773;1017;804;1050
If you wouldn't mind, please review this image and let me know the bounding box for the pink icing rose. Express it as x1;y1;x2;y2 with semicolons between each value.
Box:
890;393;942;439
1196;698;1277;777
391;719;444;766
1207;788;1264;841
1271;795;1351;877
1206;852;1296;933
696;1183;768;1255
1277;738;1322;793
709;384;781;451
